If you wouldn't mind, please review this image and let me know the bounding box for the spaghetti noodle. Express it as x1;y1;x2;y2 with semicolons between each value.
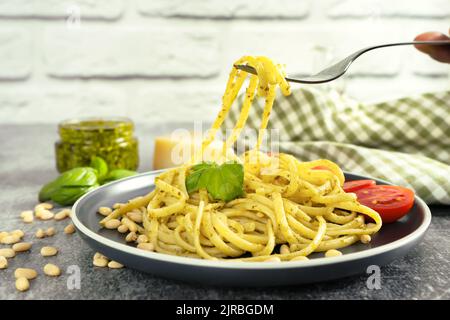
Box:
100;56;382;262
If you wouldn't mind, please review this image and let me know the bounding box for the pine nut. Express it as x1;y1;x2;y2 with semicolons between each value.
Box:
98;207;112;216
11;230;24;238
366;223;377;229
0;231;8;241
15;277;30;292
121;218;137;233
137;243;154;252
117;225;128;233
1;235;20;244
280;244;290;255
94;252;107;260
15;268;37;279
256;212;264;218
136;235;148;244
37;209;54;220
12;242;32;253
35;229;46;238
40;246;58;257
43;263;61;277
108;261;124;269
104;219;121;229
290;256;309;261
360;234;372;244
21;210;34;223
45;227;56;237
127;211;143;223
112;203;122;209
125;232;137;243
243;222;256;232
93;257;108;267
54;209;70;221
264;257;281;262
325;249;342;258
64;223;76;234
0;248;15;258
0;256;7;269
35;203;53;211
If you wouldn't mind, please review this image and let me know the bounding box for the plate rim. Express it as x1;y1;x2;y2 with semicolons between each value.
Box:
72;170;432;270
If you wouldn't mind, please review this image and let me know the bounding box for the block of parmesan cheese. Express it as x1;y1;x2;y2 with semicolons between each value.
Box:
153;134;234;170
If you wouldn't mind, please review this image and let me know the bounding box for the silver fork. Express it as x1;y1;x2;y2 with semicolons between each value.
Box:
234;41;450;84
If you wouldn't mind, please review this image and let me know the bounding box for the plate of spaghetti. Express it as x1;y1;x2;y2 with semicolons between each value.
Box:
72;56;431;286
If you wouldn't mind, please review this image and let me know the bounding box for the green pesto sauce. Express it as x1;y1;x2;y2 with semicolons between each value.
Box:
55;118;139;173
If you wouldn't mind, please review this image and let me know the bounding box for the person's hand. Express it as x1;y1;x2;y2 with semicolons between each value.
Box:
414;29;450;63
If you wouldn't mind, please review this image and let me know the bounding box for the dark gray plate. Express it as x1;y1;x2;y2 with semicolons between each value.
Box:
72;171;431;287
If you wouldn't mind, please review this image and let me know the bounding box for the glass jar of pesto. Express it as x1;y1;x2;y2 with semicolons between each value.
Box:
55;117;139;173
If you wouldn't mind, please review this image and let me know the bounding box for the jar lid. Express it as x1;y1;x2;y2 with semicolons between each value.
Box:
58;117;134;143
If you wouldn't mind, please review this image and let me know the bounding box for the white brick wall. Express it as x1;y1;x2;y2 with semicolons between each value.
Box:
0;0;448;124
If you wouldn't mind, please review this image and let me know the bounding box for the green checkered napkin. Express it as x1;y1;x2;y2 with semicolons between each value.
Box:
224;88;450;204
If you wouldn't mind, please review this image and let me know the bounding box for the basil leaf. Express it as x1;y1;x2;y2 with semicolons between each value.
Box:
185;161;244;202
207;163;244;202
102;169;137;184
90;156;108;182
39;167;98;202
51;184;99;206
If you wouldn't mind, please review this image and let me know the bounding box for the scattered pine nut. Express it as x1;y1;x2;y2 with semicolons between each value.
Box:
64;224;76;234
93;258;108;267
0;256;7;269
45;227;56;237
15;277;30;292
121;218;137;233
136;235;148;244
104;219;121;229
256;212;264;218
117;225;128;233
21;210;34;223
0;248;15;258
14;268;37;280
43;263;61;277
35;229;46;239
264;257;281;262
40;246;58;257
325;249;342;258
290;256;309;262
125;232;137;243
280;244;290;255
11;230;24;238
37;209;54;220
1;235;21;245
126;211;143;223
98;207;112;216
366;223;377;229
108;261;124;269
0;231;8;241
137;243;154;252
35;203;53;211
360;234;372;244
12;242;32;253
54;209;70;221
94;252;107;260
112;203;122;209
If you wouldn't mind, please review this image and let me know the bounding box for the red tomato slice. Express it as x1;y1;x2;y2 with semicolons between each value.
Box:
343;180;376;193
354;185;415;223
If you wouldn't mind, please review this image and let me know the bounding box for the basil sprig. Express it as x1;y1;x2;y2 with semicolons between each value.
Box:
39;156;138;205
186;162;244;202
